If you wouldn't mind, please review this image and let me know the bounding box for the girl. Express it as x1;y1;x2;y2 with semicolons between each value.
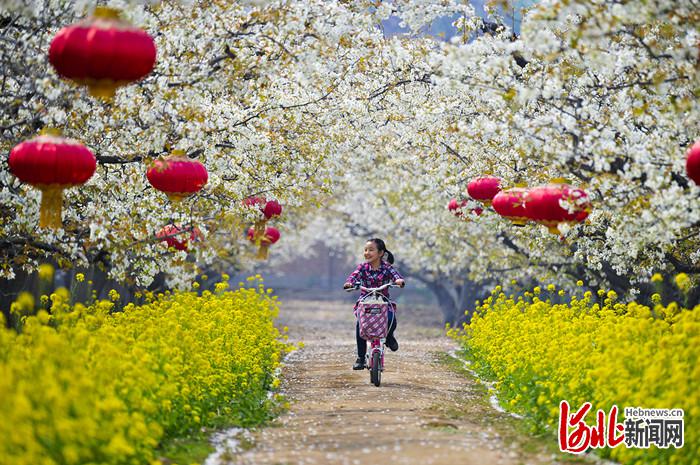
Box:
343;238;405;370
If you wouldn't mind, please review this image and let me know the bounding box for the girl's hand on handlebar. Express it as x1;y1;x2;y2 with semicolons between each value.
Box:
394;279;405;288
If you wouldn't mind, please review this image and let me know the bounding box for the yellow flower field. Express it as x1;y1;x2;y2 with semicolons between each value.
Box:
0;277;288;465
449;286;699;465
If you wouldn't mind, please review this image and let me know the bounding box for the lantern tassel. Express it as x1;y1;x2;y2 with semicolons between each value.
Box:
253;219;267;241
166;193;185;203
39;186;64;229
544;222;561;235
86;80;119;100
256;243;270;260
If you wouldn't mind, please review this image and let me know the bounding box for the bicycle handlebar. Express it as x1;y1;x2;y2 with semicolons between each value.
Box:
344;282;403;292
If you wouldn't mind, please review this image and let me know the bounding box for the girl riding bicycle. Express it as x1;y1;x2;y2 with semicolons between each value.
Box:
343;238;405;370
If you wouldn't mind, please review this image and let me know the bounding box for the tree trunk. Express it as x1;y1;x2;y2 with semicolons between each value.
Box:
424;280;460;324
0;270;29;328
406;271;484;325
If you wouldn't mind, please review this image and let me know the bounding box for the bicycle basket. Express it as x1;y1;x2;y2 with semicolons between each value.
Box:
358;303;389;340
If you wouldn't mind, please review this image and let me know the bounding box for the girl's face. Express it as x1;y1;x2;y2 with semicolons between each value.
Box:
364;241;383;263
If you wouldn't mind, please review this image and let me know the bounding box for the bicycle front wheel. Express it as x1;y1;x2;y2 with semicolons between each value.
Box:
370;351;381;387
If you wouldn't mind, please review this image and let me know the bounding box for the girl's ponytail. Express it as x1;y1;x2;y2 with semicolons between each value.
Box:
385;250;395;264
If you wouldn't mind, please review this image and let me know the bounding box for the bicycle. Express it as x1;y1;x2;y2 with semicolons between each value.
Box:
346;282;402;387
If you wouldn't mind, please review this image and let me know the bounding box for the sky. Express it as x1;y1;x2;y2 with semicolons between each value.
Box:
381;0;537;39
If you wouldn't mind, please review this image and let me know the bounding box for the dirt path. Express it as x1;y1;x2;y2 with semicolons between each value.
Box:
213;299;589;465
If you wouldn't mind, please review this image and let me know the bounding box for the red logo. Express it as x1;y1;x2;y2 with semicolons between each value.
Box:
558;401;625;453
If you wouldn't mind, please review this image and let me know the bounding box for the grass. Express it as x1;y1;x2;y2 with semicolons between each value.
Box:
155;396;288;464
157;431;217;465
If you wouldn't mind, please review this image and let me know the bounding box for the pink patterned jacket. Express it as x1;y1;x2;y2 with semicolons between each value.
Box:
344;261;404;313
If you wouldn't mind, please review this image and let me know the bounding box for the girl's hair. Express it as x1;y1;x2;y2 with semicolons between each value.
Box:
367;238;394;264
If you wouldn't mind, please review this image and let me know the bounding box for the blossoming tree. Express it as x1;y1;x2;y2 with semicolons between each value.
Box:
0;1;391;304
292;0;700;318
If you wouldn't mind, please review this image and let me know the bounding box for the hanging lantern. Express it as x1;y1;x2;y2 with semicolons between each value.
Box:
525;184;591;234
242;196;266;208
247;226;280;260
146;150;208;202
470;207;484;216
243;196;269;237
447;198;467;217
492;188;529;226
156;224;203;252
686;140;700;185
262;200;282;220
8;132;96;229
467;176;502;206
49;6;157;99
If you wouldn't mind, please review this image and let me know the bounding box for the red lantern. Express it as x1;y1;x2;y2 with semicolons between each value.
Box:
686;140;700;185
156;224;203;252
146;150;208;201
525;184;591;234
471;207;484;216
242;196;266;208
262;200;282;219
447;198;467;217
49;6;156;99
247;226;280;260
492;188;529;226
467;176;502;206
8;133;96;229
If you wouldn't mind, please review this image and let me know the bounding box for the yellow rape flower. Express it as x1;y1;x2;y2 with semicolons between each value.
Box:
0;282;288;464
38;263;54;281
10;292;35;316
448;282;699;465
674;273;691;293
108;289;120;302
